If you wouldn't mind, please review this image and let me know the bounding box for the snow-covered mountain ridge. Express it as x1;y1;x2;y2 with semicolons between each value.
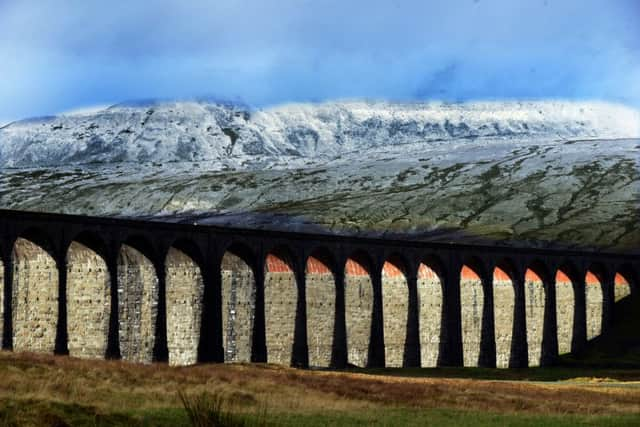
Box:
1;100;638;168
1;99;638;251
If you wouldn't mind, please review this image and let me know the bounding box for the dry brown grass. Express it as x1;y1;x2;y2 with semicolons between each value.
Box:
1;350;639;420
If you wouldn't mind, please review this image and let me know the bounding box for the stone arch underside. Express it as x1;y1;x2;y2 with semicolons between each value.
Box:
305;251;335;367
264;249;297;365
166;246;204;366
461;265;484;367
66;241;110;359
556;270;574;355
12;237;59;354
344;254;373;368
417;263;442;367
221;248;256;363
117;244;158;363
382;257;409;367
493;267;514;368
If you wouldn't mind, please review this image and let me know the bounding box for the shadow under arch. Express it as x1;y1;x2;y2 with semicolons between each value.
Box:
14;227;57;259
117;235;160;363
381;253;411;367
66;230;108;261
11;229;59;354
165;238;205;366
220;241;258;363
343;249;374;368
305;246;337;367
417;254;446;367
459;256;487;367
264;244;298;366
66;231;111;360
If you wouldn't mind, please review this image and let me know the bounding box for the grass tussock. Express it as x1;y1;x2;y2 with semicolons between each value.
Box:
178;390;267;427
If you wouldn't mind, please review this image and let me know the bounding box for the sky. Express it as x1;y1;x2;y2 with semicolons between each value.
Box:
1;0;639;126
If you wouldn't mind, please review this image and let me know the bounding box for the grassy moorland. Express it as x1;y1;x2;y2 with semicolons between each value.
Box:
0;351;640;427
1;298;639;426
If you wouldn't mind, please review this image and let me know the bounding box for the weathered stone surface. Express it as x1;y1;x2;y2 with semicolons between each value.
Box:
12;238;58;353
494;274;514;368
66;242;110;359
382;261;408;367
417;264;442;367
556;273;574;355
305;260;335;367
524;273;545;367
461;268;483;367
166;247;203;366
117;245;158;363
345;258;372;367
264;253;296;365
586;273;603;341
221;251;255;363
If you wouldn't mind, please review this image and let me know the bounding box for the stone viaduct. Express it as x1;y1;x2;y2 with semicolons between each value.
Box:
0;209;637;368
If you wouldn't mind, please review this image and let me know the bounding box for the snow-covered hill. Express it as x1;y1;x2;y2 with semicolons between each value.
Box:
1;100;639;251
1;100;638;168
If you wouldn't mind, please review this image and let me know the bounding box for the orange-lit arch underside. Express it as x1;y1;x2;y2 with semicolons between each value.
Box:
555;271;628;286
306;256;331;274
461;265;480;280
266;254;293;273
345;258;368;276
269;254;631;287
615;273;629;286
418;264;439;280
382;261;404;278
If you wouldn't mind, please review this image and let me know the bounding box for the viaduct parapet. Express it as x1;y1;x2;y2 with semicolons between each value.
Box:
0;209;637;368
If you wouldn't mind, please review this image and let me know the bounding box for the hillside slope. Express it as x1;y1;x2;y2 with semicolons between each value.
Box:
1;100;638;251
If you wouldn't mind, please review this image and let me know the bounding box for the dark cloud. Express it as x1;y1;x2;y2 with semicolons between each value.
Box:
0;0;638;123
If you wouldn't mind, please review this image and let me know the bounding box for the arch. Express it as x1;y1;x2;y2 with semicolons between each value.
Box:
305;247;336;367
492;263;515;368
12;234;59;354
344;250;374;367
165;240;204;366
66;237;110;359
555;265;576;355
584;266;604;341
523;267;545;366
264;245;297;365
616;264;638;298
417;257;444;367
614;271;632;302
117;239;158;363
221;242;256;363
65;231;108;261
382;254;410;367
460;259;485;367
